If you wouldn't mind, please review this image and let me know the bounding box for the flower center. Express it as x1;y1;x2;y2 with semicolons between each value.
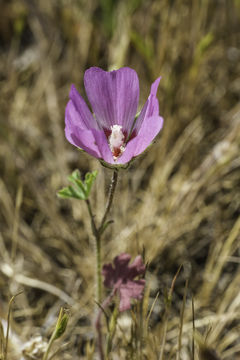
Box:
108;125;125;160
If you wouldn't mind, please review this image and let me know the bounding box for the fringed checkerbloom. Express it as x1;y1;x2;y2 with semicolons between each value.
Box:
65;67;164;167
102;253;146;312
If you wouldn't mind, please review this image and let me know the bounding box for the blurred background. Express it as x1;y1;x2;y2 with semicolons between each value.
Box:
0;0;240;359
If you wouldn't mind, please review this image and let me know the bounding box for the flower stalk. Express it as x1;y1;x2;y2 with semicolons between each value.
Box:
95;290;116;360
85;170;118;305
100;170;118;231
84;170;118;360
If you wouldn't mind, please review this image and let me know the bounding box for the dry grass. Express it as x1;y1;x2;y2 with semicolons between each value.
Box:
0;0;240;359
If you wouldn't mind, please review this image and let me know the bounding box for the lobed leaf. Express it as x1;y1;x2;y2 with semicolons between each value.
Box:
58;170;98;200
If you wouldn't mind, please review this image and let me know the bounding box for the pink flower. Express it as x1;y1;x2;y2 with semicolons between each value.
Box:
65;67;163;167
102;253;146;312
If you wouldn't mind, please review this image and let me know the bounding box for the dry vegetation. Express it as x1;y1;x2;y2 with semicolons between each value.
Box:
0;0;240;359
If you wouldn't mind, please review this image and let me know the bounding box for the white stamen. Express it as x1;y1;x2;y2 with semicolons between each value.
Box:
108;125;125;160
109;125;124;148
108;125;124;148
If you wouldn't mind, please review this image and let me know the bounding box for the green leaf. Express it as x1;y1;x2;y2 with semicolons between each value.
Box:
57;169;98;201
54;314;69;340
57;185;86;200
99;219;114;236
68;173;87;197
84;171;98;197
53;307;69;340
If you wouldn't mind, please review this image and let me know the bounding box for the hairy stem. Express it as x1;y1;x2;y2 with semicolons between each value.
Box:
96;234;102;305
95;290;115;360
85;170;118;306
85;170;118;360
85;199;101;303
86;199;98;238
100;170;118;231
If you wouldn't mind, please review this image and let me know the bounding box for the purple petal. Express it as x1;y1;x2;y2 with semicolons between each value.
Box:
118;279;145;312
133;115;164;157
114;253;131;271
102;263;115;288
123;279;145;299
113;77;163;164
84;67;139;134
113;253;132;282
134;77;161;134
65;124;101;158
113;142;137;165
118;287;132;312
128;255;146;279
68;84;98;130
115;115;163;164
65;100;88;131
150;76;162;97
91;129;115;164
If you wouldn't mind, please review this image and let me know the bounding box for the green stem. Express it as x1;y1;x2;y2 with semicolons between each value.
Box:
85;170;118;305
86;199;98;237
4;292;22;360
97;169;118;303
100;170;118;231
85;199;101;303
42;332;55;360
96;234;102;305
84;170;119;360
